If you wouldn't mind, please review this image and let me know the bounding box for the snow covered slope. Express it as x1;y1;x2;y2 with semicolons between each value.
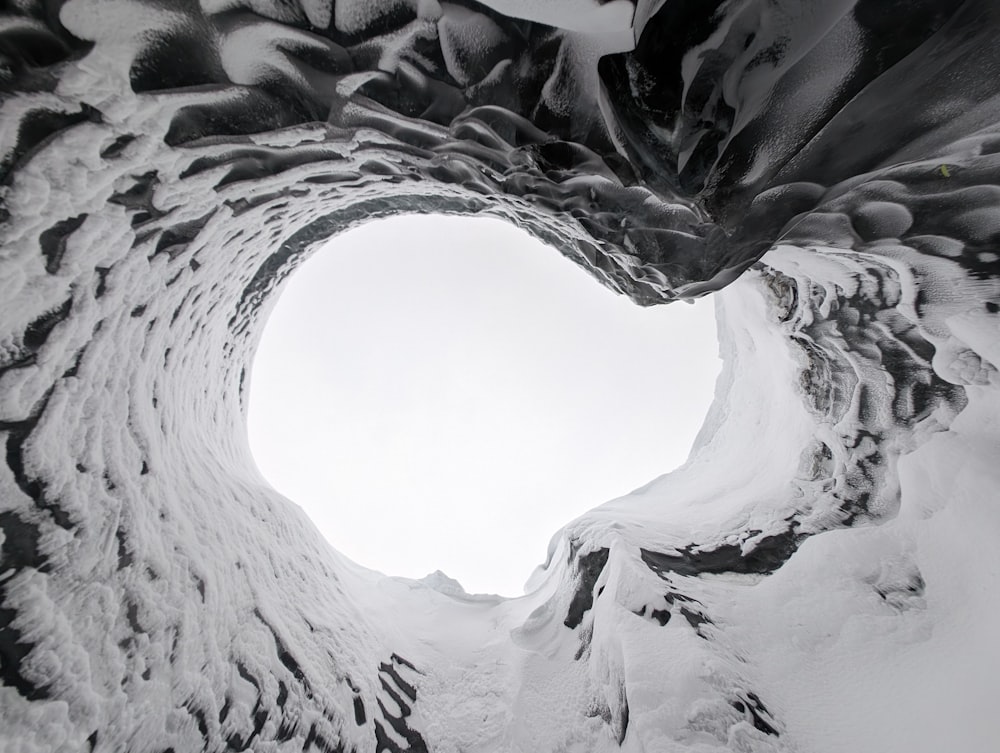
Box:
1;0;998;750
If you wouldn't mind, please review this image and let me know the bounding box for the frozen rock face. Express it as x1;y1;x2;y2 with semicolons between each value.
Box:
1;1;999;751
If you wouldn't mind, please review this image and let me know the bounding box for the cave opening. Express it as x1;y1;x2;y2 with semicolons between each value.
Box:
247;214;721;596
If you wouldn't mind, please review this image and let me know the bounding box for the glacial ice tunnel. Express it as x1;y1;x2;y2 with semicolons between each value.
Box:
1;0;999;750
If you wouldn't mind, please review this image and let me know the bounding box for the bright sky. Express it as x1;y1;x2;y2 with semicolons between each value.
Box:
248;215;721;597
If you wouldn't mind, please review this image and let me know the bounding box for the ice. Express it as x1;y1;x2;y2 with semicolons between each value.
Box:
1;0;999;750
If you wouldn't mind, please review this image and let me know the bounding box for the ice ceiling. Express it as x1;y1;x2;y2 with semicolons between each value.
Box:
1;0;999;751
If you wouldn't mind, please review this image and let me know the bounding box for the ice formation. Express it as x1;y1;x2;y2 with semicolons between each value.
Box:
1;0;999;751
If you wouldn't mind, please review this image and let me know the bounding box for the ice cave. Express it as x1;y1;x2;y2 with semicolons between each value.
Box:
248;214;720;597
1;0;999;751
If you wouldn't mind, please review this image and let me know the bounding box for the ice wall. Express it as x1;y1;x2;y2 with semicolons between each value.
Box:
1;1;999;751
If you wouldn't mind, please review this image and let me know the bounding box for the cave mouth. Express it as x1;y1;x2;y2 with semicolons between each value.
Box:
247;214;721;596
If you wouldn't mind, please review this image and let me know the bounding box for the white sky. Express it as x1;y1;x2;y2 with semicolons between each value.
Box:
248;215;721;596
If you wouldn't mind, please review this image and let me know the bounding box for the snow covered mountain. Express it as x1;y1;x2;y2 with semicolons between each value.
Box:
1;0;998;750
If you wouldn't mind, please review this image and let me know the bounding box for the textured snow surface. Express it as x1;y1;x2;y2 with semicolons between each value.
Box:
1;0;999;751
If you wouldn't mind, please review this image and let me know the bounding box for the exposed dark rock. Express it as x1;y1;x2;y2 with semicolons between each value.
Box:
38;214;87;274
564;547;610;629
374;655;428;753
640;527;805;578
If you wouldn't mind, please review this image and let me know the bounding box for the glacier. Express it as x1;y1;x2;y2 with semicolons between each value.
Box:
1;0;999;751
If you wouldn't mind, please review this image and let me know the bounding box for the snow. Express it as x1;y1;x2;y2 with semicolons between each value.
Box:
1;0;999;751
725;389;1000;752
